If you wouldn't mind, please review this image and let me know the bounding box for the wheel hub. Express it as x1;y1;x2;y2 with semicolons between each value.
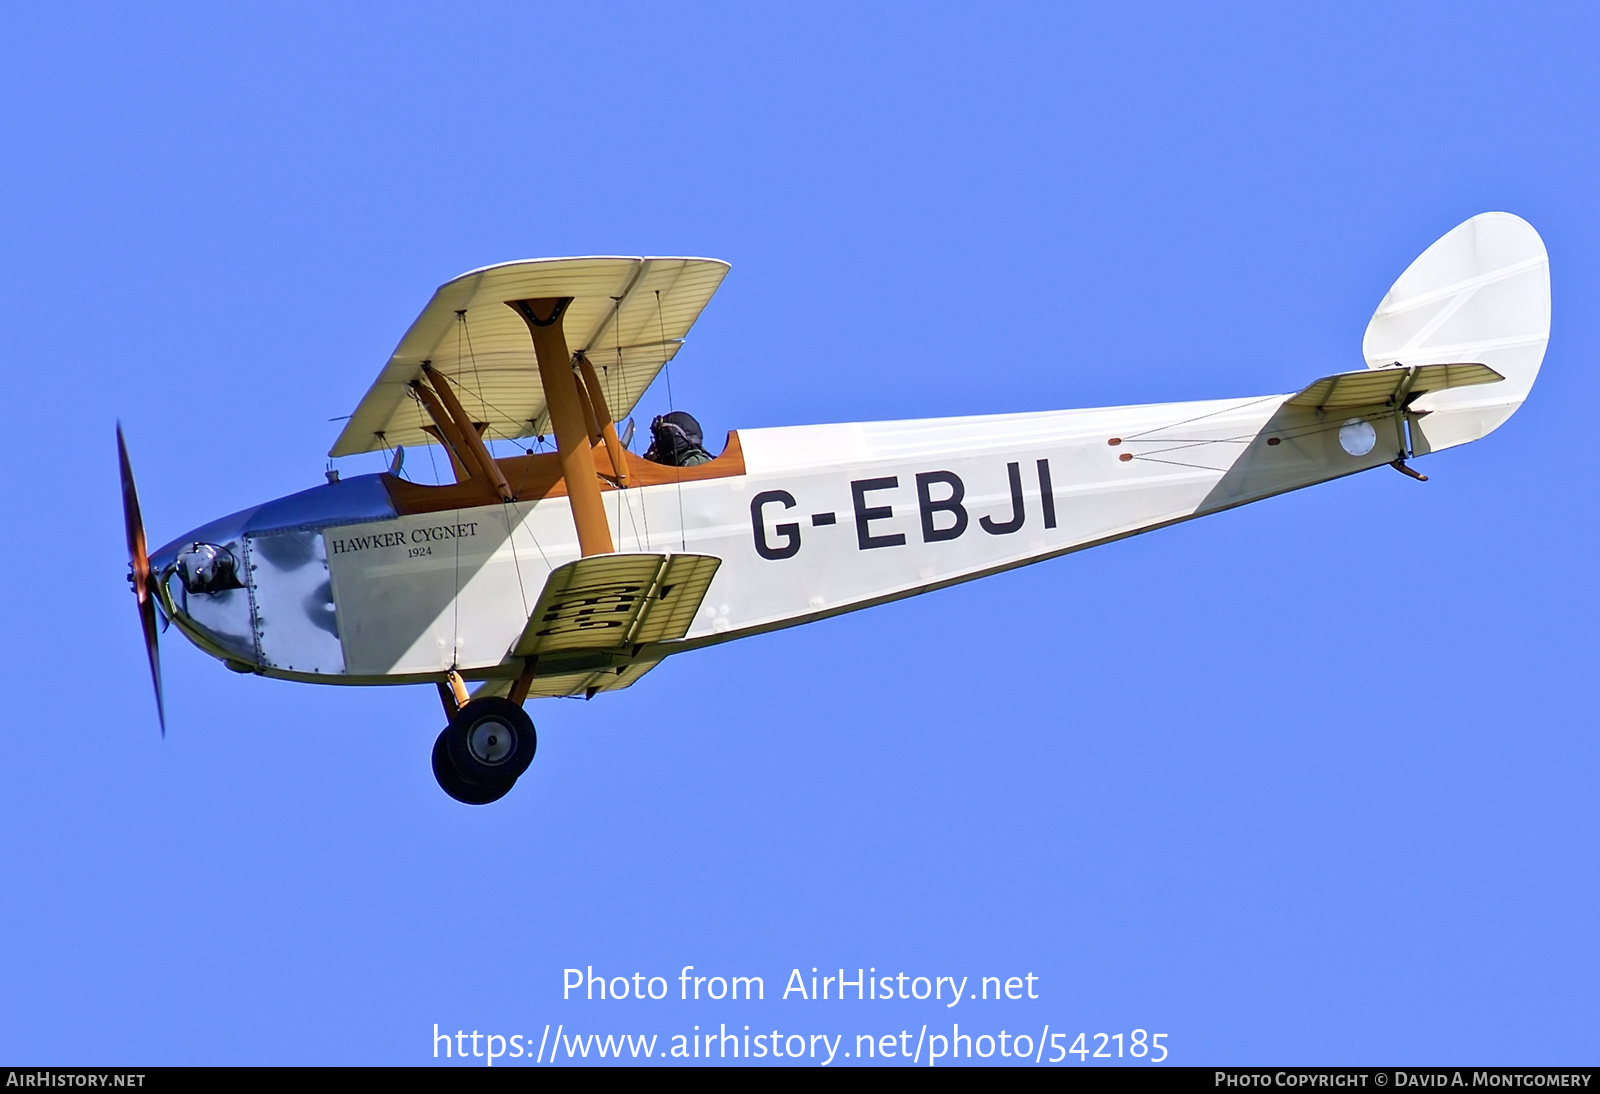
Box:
467;718;515;765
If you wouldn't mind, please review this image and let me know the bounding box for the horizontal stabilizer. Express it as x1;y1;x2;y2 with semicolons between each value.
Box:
1287;362;1503;411
511;552;721;659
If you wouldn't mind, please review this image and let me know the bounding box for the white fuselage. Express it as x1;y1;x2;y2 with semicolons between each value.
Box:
287;389;1394;684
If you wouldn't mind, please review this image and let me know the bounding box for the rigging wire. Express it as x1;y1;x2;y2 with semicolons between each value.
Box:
1124;408;1380;460
620;295;652;553
1121;394;1281;441
375;432;396;479
602;293;644;551
408;368;464;667
413;394;444;487
1121;404;1391;473
656;288;686;552
1124;455;1234;473
406;392;464;673
456;309;531;616
603;297;626;549
459;310;496;445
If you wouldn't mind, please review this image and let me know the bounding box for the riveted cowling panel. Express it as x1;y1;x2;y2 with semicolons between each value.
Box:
245;529;345;675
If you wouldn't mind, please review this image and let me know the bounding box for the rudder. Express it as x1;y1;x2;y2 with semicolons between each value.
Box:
1361;212;1550;453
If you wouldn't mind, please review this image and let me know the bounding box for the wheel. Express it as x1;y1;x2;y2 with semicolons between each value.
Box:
432;729;511;805
444;696;537;788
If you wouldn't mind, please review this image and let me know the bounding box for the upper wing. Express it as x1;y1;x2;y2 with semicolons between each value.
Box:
330;257;730;457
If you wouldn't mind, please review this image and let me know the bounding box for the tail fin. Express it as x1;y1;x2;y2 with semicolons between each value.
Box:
1361;212;1549;453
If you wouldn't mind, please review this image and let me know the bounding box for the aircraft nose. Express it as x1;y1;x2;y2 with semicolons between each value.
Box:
149;516;259;667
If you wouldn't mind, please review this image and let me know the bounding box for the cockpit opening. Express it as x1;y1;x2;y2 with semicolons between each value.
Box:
644;411;713;467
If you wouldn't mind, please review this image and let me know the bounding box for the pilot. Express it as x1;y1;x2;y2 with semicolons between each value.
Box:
644;411;713;467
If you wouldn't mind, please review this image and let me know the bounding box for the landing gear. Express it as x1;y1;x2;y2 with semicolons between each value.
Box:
432;730;511;804
431;697;537;805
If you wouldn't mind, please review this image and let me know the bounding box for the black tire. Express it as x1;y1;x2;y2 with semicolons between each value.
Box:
445;697;537;788
432;730;511;805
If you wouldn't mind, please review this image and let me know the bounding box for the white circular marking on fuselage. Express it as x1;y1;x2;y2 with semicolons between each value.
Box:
1339;418;1377;456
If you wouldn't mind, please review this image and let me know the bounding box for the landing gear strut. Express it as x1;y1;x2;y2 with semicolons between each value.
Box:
431;696;537;805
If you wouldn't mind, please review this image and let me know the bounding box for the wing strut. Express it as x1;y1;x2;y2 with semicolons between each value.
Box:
507;298;615;557
575;352;630;486
420;364;513;501
409;377;478;484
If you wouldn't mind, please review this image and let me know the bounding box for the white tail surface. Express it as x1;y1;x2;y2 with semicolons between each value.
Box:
1362;212;1550;454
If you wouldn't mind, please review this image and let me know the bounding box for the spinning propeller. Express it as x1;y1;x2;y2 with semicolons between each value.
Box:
118;424;165;735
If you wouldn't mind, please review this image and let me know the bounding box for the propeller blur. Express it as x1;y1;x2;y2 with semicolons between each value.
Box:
117;424;164;736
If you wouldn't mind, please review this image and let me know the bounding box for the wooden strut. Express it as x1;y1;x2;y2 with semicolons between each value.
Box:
573;366;604;445
410;379;477;485
422;364;514;502
575;353;630;487
437;669;471;719
507;297;615;557
419;425;472;482
508;659;538;706
447;669;471;707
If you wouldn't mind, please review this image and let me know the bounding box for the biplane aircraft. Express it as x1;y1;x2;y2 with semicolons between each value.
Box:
120;212;1549;803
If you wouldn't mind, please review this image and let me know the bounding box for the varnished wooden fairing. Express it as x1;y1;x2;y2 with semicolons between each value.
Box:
381;431;747;516
509;297;614;556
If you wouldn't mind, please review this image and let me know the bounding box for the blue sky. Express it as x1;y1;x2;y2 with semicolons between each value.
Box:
0;2;1595;1066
